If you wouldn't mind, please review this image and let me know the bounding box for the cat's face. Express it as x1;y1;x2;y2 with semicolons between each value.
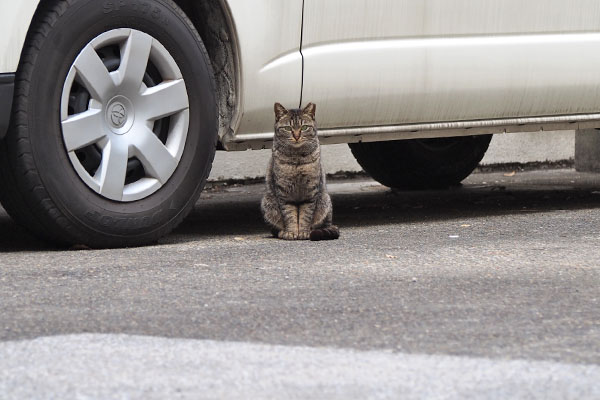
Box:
274;102;317;147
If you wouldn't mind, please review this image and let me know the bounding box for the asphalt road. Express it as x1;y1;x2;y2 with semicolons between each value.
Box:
1;168;600;398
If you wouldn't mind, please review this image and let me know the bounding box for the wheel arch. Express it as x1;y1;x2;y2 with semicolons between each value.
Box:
172;0;241;150
23;0;241;150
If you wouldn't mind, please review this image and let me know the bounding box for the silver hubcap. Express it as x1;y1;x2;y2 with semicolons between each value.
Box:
60;29;190;202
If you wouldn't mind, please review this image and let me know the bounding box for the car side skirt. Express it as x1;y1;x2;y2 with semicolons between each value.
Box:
221;113;600;150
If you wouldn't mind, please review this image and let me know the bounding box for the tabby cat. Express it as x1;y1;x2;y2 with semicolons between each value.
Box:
261;102;340;241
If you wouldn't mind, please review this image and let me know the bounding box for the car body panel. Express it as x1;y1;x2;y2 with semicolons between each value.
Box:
0;0;39;73
0;0;39;138
301;0;600;129
3;0;600;151
226;0;303;141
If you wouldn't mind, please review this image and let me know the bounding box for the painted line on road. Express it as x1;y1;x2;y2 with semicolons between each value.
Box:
0;334;599;399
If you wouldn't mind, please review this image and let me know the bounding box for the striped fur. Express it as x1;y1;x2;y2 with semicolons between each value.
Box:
261;103;339;241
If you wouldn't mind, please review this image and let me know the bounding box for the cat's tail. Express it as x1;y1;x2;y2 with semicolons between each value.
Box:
310;225;340;241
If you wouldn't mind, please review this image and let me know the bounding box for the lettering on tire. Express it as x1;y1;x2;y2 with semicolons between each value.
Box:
103;1;168;25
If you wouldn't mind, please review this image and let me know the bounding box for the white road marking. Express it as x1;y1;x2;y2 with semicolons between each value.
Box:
0;334;598;399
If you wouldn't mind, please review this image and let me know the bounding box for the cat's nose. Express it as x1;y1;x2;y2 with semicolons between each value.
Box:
293;131;301;141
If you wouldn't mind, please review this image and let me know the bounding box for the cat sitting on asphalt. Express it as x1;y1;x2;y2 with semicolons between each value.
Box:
261;102;340;241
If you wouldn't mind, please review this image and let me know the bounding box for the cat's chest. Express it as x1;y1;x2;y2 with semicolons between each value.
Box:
274;161;320;201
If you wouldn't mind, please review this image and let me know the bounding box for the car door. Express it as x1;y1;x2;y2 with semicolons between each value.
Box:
301;0;600;130
226;0;304;143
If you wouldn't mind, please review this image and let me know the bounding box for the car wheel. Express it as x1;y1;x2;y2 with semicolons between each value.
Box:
0;0;217;248
348;135;492;189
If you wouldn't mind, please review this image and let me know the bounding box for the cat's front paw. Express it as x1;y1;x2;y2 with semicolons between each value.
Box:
279;230;298;240
297;230;311;240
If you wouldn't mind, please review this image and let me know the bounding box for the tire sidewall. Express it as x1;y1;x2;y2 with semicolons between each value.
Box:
25;0;216;243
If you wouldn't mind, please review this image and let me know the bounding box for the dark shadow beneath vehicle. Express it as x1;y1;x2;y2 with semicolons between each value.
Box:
171;169;600;241
0;217;54;252
2;169;600;251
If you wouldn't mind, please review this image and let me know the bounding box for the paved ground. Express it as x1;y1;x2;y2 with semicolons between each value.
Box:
1;168;600;398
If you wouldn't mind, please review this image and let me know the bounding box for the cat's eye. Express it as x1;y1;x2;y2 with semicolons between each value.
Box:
282;126;293;132
301;125;310;132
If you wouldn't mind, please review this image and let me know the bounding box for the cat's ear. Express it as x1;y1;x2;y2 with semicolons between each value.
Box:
274;103;288;121
303;102;316;119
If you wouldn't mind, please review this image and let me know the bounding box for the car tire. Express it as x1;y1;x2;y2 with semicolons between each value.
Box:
0;0;217;248
348;135;492;189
